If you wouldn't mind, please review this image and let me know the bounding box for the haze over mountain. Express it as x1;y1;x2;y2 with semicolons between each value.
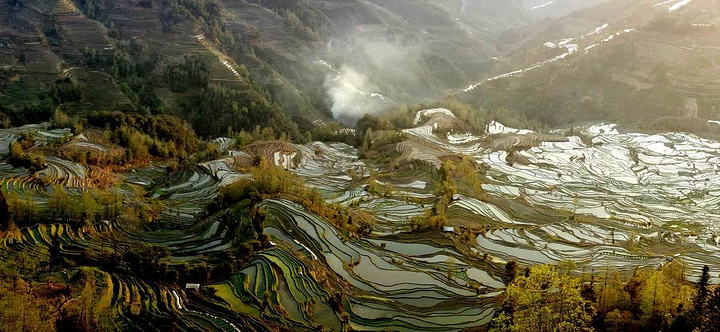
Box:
0;0;537;128
523;0;611;19
460;0;720;133
3;0;717;133
2;0;720;331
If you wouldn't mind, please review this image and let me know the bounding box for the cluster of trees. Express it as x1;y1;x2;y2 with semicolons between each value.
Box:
407;158;485;231
410;160;456;231
48;78;83;106
0;276;60;331
0;187;123;230
492;260;720;332
50;110;84;134
165;55;210;92
492;262;593;332
232;125;298;147
240;0;327;41
214;159;372;236
162;0;227;44
54;268;117;331
0;82;69;128
308;122;356;146
6;132;46;172
80;27;316;143
120;246;226;286
86;111;200;162
7;0;24;8
55;110;227;167
0;110;10;129
137;0;153;8
46;188;123;228
353;114;405;160
185;83;302;140
0;243;120;330
84;41;162;114
278;9;320;41
163;0;220;27
161;0;331;121
77;0;106;20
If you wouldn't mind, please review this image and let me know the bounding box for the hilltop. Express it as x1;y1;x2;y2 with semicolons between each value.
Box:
458;0;720;134
0;0;541;132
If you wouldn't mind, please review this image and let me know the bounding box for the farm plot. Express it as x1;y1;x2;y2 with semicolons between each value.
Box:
259;199;500;331
63;133;110;156
1;156;89;202
403;109;720;274
151;159;248;228
359;198;427;234
245;141;366;197
55;0;112;52
0;124;45;155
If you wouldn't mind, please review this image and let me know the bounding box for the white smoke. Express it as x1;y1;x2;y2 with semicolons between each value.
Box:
325;67;386;124
461;0;467;12
322;40;426;124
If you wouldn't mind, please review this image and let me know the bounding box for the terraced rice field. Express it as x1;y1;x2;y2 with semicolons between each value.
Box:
7;109;720;329
0;156;89;203
2;222;205;329
200;114;697;329
150;159;249;228
402;109;720;280
243;199;500;331
0;124;45;154
1;125;92;202
246;140;367;198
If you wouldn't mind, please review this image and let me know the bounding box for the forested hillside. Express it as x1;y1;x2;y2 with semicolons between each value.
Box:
0;0;538;133
459;0;720;134
3;0;720;331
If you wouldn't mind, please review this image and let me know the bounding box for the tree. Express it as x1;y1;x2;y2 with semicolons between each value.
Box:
639;261;694;329
692;265;711;327
0;190;10;230
491;263;594;332
47;186;70;222
56;269;117;330
0;277;56;332
697;285;720;331
693;265;720;332
502;260;519;284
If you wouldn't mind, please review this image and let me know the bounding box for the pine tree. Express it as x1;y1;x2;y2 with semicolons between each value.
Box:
693;266;711;328
491;263;594;332
698;286;720;331
0;190;10;229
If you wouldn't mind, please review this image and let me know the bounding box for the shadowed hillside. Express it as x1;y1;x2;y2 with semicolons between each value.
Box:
458;0;720;134
0;0;537;131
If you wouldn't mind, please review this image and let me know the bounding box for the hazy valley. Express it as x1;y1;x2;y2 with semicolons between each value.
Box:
1;0;720;331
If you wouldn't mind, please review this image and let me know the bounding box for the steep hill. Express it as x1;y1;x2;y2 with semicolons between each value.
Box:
523;0;611;19
458;0;720;133
0;0;535;131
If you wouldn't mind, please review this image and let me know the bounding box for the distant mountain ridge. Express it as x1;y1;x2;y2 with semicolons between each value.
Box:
0;0;535;131
2;0;718;136
459;0;720;133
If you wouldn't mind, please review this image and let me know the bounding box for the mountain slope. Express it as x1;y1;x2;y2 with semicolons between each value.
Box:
458;0;720;132
523;0;611;19
0;0;535;130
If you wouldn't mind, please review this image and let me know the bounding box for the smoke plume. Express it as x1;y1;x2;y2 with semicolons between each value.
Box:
323;39;428;125
325;66;386;125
